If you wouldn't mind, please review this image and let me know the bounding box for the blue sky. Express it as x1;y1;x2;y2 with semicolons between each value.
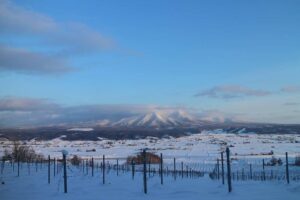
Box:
0;0;300;125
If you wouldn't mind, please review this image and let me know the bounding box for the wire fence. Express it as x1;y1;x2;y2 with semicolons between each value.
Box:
1;148;300;194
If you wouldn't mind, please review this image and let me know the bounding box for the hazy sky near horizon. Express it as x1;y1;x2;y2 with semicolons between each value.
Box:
0;0;300;125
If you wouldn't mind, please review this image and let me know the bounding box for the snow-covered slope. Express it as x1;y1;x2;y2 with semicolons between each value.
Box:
112;110;198;128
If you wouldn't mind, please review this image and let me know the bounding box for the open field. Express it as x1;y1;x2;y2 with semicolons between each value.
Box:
1;132;300;161
1;132;300;200
1;159;300;200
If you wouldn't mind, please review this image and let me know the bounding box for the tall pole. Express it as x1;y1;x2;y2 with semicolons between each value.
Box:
92;157;94;177
103;155;105;184
143;149;147;194
131;159;135;180
173;158;176;180
63;154;67;193
221;152;225;184
48;155;50;184
286;152;290;184
117;159;119;176
226;147;232;192
53;158;56;177
181;162;183;178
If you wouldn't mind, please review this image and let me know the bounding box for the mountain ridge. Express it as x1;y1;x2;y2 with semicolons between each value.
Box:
110;110;201;128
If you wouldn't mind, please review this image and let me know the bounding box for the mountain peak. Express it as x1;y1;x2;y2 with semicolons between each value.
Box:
112;110;196;128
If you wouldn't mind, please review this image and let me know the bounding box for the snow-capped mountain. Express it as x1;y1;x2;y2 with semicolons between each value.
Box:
111;110;199;128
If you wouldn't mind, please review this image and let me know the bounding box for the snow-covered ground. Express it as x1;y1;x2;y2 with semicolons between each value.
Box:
1;132;299;162
1;132;300;199
0;162;300;200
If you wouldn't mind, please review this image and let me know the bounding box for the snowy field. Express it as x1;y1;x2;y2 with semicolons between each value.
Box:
1;132;300;199
1;132;300;162
1;162;300;200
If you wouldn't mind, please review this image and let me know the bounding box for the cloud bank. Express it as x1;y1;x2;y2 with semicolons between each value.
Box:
0;97;195;127
0;0;116;75
0;96;299;127
0;45;72;74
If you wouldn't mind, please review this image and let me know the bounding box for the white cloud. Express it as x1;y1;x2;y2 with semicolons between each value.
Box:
0;0;57;34
0;0;117;74
0;97;60;111
0;97;193;127
197;109;246;123
0;45;72;74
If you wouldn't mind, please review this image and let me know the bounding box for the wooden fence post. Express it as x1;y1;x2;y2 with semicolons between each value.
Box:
143;149;147;194
286;152;290;184
48;155;50;184
86;160;88;174
131;159;135;180
56;160;59;174
160;153;163;185
221;152;224;185
173;158;176;180
117;159;119;176
92;157;94;177
103;155;105;184
181;162;183;178
226;147;232;192
63;154;68;193
83;159;85;173
53;158;56;177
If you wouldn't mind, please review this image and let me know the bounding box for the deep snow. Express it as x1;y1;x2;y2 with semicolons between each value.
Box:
1;132;300;199
1;162;300;200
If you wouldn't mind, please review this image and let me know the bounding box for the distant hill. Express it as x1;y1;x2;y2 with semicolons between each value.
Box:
0;122;300;141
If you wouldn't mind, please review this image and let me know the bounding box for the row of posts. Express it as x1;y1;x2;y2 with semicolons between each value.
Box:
215;150;291;192
1;148;292;195
45;154;67;193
